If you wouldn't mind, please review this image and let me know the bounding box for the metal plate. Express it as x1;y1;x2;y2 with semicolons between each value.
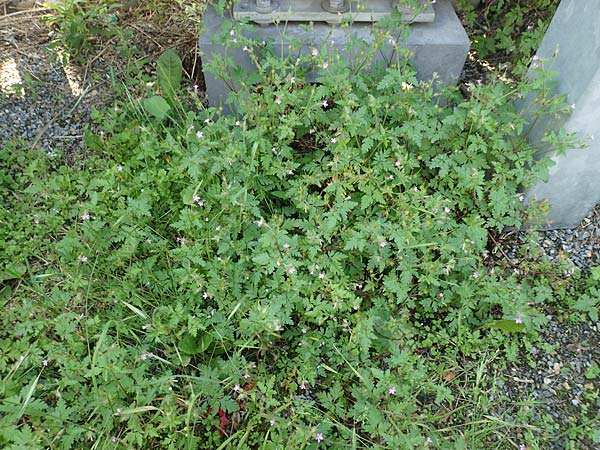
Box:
233;0;435;24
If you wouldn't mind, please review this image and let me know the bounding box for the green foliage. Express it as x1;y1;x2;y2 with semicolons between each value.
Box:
456;0;561;76
43;0;130;59
0;14;594;450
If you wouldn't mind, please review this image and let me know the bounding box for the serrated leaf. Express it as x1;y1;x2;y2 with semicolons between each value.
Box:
143;96;171;120
485;319;525;333
573;293;598;321
0;263;27;282
157;49;182;100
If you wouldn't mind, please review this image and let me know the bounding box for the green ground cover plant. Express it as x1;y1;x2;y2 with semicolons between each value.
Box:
1;6;599;450
455;0;561;76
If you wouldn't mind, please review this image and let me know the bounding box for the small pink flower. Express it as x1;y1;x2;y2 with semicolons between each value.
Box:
519;445;526;450
395;160;401;167
81;212;90;220
438;293;444;298
473;272;479;279
322;62;328;69
203;292;209;299
111;436;117;443
288;266;296;274
33;218;39;224
388;386;396;395
444;207;451;213
270;418;275;426
330;137;336;143
301;328;307;334
233;384;241;392
426;437;433;443
79;255;88;263
140;353;148;361
379;241;387;248
515;317;523;324
283;243;290;249
322;100;328;108
117;164;123;172
196;131;204;139
257;219;265;227
318;273;325;279
230;29;235;36
570;103;576;110
116;408;122;415
316;433;324;443
300;383;306;390
235;120;240;126
244;373;251;379
275;98;282;105
290;76;296;84
519;195;525;202
312;48;319;57
42;359;48;366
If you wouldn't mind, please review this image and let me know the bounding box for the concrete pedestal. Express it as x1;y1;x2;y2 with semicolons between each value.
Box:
199;0;469;109
522;0;600;229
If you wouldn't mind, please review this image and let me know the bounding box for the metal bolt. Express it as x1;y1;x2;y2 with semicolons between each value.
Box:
321;0;349;13
255;0;272;13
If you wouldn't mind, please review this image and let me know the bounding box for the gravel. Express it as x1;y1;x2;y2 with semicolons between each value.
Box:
500;319;599;450
0;46;105;154
536;204;600;272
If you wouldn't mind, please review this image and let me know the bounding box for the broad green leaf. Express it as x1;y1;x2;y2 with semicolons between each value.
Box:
143;96;171;120
485;319;525;333
119;406;159;415
179;332;214;355
157;49;182;100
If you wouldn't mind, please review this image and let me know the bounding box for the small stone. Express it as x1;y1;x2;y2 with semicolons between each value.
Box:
543;377;553;385
552;362;561;375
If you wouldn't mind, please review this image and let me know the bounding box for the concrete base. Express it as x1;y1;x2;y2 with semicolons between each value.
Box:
522;0;600;229
199;0;469;110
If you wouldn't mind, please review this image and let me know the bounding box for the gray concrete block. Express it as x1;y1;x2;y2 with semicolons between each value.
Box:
522;0;600;229
199;0;469;110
